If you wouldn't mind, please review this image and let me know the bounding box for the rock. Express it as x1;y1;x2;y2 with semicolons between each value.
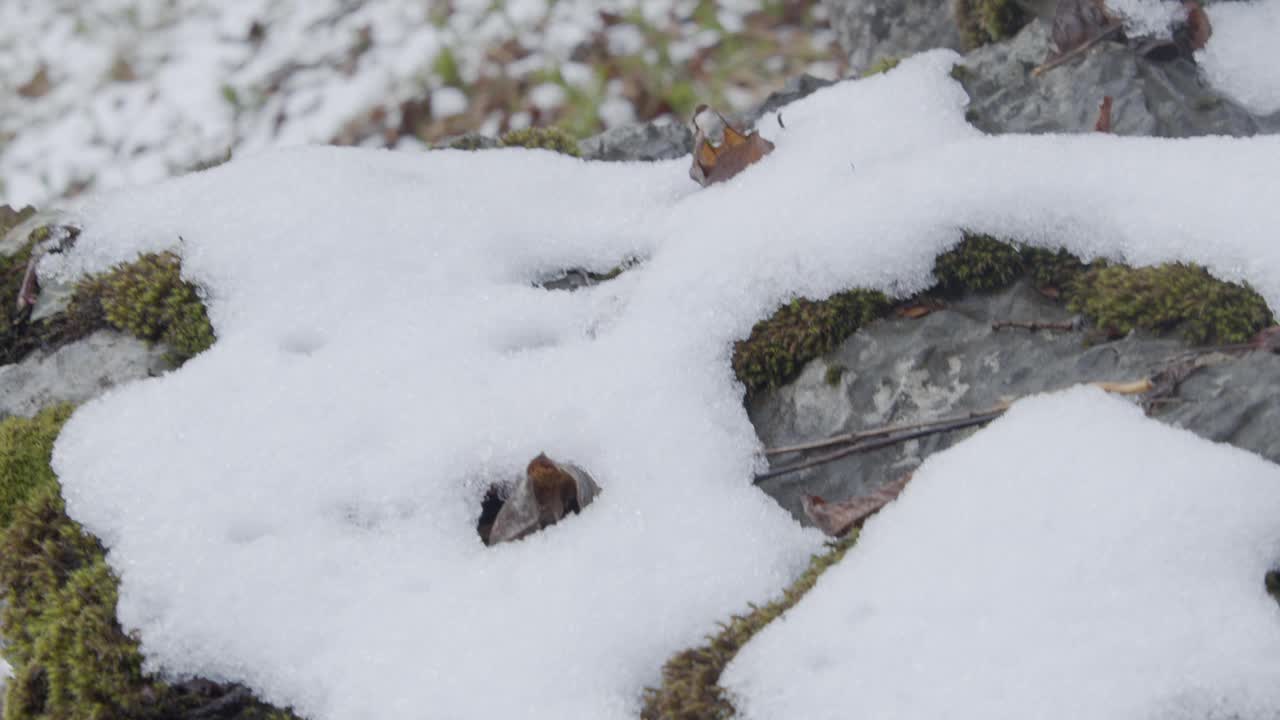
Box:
741;74;836;127
955;19;1278;136
579;121;693;162
0;330;170;420
822;0;964;73
750;280;1280;525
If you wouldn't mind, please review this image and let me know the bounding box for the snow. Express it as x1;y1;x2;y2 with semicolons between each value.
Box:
1199;0;1280;116
723;386;1280;720
36;52;1280;719
1106;0;1188;37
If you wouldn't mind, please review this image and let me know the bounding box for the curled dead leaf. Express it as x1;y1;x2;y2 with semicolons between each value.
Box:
801;472;914;537
1184;0;1212;51
689;104;775;187
486;453;600;545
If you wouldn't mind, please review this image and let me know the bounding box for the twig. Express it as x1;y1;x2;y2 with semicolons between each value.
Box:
1031;21;1124;77
991;319;1078;332
757;379;1154;482
755;410;1003;482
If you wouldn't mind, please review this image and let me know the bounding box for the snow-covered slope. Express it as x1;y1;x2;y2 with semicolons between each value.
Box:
39;52;1280;719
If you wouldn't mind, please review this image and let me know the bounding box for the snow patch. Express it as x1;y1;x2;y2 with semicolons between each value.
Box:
724;386;1280;719
1199;0;1280;116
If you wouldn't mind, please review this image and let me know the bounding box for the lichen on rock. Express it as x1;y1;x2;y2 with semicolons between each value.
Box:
498;126;582;157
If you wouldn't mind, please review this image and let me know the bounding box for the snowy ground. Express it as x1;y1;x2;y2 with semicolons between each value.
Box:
33;50;1280;719
0;0;840;207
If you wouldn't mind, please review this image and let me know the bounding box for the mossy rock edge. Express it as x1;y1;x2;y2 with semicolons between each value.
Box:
731;233;1273;395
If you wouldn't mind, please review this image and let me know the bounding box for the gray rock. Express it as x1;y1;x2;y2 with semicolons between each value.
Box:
750;281;1280;526
0;330;171;419
579;121;693;162
822;0;964;73
955;19;1278;136
742;74;836;127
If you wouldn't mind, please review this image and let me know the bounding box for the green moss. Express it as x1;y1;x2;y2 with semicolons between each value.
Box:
640;533;859;720
933;233;1025;295
1020;246;1088;292
732;290;891;395
954;0;1029;49
498;127;581;157
1069;263;1273;344
0;406;73;528
70;252;215;363
431;47;461;87
862;56;901;77
824;363;846;387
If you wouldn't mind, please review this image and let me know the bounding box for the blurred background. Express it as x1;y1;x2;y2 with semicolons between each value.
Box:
0;0;850;207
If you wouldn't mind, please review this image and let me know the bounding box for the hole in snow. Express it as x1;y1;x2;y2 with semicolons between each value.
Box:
533;256;643;292
478;453;601;545
279;328;327;356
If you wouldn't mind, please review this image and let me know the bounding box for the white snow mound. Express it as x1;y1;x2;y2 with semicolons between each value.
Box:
724;386;1280;720
40;51;1280;720
1199;0;1280;116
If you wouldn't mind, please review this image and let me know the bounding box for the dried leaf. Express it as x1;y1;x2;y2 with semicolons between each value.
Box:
897;304;936;319
689;105;775;187
17;65;51;99
487;453;601;545
1185;0;1212;51
1094;95;1113;133
801;472;914;537
1250;325;1280;353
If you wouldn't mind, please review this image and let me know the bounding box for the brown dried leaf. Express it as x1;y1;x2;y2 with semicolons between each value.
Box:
689;105;775;187
1094;96;1113;132
897;304;936;319
487;453;601;545
801;472;914;537
1185;1;1212;51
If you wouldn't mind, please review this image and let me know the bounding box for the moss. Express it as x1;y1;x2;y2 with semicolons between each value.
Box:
1069;263;1273;344
824;363;846;387
498;127;581;157
0;409;297;720
933;233;1025;295
640;533;859;720
954;0;1029;49
1020;246;1088;292
862;56;901;77
0;406;73;528
732;289;891;395
70;251;215;364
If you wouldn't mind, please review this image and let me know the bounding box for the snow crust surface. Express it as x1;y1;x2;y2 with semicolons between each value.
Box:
44;53;1280;719
724;387;1280;720
1199;0;1280;116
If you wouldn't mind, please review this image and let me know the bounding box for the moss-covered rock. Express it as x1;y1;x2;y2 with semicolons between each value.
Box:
640;532;859;720
69;252;215;364
1069;262;1273;344
0;406;72;528
953;0;1029;49
862;56;901;77
732;290;891;395
933;233;1025;295
498;127;582;157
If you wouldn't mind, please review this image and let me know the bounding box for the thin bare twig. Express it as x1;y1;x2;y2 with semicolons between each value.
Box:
1031;21;1124;77
991;319;1078;332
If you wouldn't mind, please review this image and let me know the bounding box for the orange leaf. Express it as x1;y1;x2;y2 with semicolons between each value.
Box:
689;105;775;187
897;304;935;319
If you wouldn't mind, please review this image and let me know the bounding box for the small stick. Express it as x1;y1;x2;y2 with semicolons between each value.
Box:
1031;22;1124;77
766;405;1009;456
991;319;1078;332
755;410;1004;482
